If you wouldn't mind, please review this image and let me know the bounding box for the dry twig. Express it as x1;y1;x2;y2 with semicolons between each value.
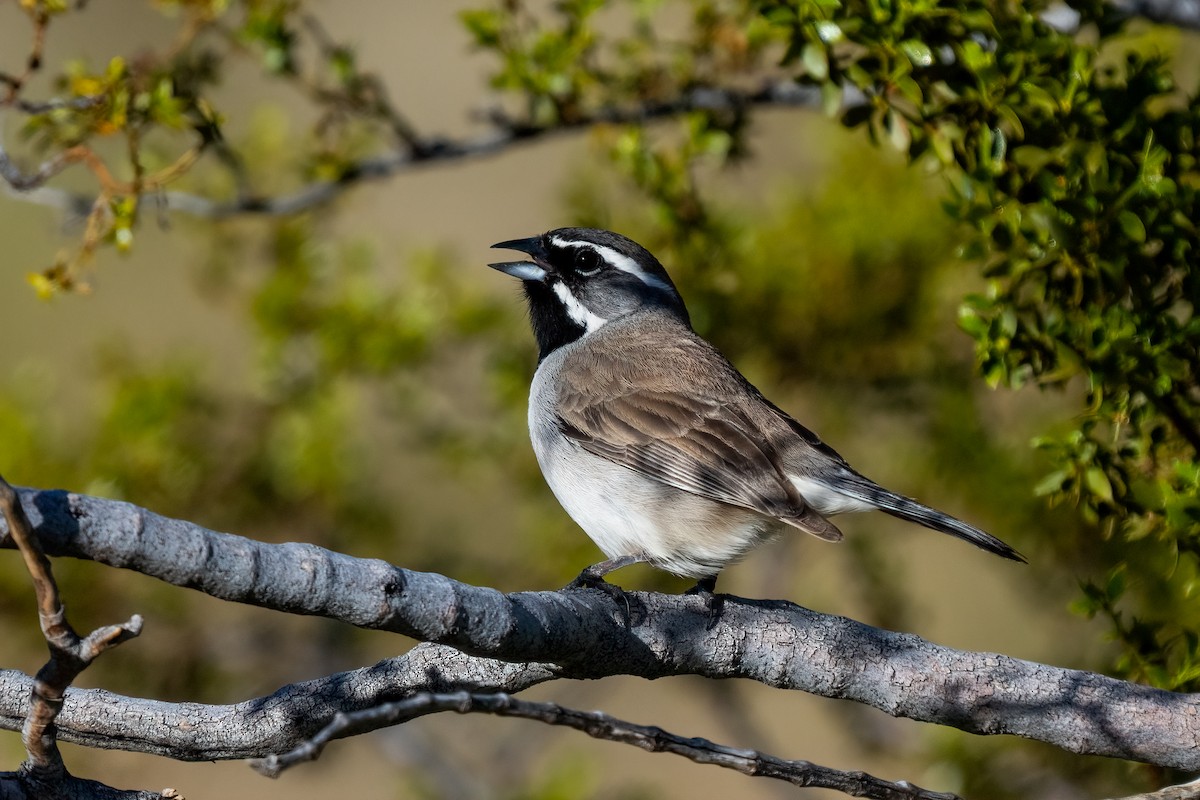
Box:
0;476;168;800
252;691;963;800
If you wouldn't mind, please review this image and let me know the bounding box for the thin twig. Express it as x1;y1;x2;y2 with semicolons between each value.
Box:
0;6;50;106
0;143;87;193
7;94;106;114
298;13;427;153
251;691;963;800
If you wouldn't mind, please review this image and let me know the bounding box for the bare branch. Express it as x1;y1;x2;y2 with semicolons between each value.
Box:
253;691;962;800
1104;779;1200;800
295;12;427;153
2;487;1200;770
0;477;162;800
0;143;85;193
0;5;50;108
8;94;105;114
1;645;554;761
4;81;826;217
0;776;181;800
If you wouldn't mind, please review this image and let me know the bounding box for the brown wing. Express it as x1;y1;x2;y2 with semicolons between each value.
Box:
555;333;842;541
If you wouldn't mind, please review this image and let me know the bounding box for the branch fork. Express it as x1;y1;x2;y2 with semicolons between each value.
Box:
0;477;165;800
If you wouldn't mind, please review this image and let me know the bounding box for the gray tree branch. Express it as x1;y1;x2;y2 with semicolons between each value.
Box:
2;487;1199;771
1;645;552;761
1107;780;1200;800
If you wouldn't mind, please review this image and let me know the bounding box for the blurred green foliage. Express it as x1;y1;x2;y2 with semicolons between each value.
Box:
1;0;1198;796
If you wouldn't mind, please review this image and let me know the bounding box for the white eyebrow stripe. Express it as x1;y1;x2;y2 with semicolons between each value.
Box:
552;281;607;334
549;236;674;294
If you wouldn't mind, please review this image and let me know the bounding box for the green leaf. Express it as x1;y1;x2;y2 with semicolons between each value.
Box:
886;109;910;153
1117;210;1146;243
957;304;987;337
1129;478;1164;510
1085;467;1114;503
814;20;844;43
1034;469;1069;497
959;39;992;72
1012;146;1054;171
821;81;843;117
1105;567;1127;601
899;40;933;68
802;42;829;80
460;9;504;47
894;76;922;107
929;126;956;165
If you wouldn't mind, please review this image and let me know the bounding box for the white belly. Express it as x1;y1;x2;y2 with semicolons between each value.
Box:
528;354;780;578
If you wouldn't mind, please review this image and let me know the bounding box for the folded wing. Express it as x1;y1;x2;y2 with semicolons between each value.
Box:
555;346;843;541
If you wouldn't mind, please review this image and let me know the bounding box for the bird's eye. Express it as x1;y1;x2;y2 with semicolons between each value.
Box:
574;249;602;276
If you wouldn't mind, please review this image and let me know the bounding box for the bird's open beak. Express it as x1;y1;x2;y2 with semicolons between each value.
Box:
489;236;549;282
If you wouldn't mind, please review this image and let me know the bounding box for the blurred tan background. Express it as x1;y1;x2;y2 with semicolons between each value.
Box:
0;2;1123;798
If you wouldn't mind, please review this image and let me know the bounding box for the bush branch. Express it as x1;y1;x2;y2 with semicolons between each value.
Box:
3;81;826;213
252;691;962;800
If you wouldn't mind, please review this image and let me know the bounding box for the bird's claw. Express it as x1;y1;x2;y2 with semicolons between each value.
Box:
565;568;635;628
686;576;725;630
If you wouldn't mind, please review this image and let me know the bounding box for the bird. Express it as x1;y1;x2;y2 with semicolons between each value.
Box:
489;227;1025;602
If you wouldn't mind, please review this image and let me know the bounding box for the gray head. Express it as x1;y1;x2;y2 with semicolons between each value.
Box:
490;227;689;360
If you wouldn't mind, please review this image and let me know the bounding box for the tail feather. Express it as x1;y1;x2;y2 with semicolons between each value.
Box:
823;473;1026;563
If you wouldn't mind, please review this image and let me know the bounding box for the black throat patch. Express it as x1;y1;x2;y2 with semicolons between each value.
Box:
524;280;586;362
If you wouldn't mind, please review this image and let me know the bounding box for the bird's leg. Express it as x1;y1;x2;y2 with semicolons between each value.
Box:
565;554;644;589
685;575;724;630
565;555;644;627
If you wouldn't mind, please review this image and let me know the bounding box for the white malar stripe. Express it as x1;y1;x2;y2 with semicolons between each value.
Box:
552;281;607;333
789;475;876;516
549;236;674;294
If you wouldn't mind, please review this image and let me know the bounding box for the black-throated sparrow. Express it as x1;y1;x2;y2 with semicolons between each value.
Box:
490;227;1024;593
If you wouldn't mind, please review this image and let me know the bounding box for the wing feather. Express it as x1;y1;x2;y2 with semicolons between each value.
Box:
553;338;838;538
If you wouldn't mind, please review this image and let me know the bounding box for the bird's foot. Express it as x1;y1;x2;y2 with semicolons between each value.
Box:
565;564;599;590
685;576;724;630
565;564;636;627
